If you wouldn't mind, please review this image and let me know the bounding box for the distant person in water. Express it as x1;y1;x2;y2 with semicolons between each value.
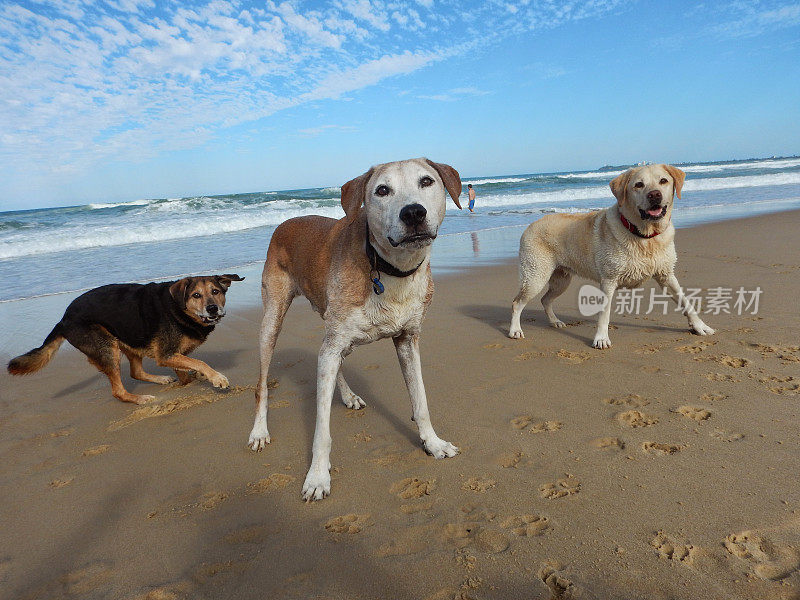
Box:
468;184;476;213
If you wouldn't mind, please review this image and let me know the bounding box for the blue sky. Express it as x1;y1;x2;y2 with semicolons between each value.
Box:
1;0;799;210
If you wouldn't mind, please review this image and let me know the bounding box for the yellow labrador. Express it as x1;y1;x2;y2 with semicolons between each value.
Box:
508;164;714;348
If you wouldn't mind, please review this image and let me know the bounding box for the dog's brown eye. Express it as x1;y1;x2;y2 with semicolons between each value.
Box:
419;176;434;187
192;292;202;299
211;289;219;295
659;178;668;184
634;182;644;189
375;185;390;197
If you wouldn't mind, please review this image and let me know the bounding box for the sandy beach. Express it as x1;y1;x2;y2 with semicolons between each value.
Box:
2;210;799;600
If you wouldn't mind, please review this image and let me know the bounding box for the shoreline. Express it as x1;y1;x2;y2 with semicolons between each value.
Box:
3;207;800;359
1;200;799;305
2;187;800;304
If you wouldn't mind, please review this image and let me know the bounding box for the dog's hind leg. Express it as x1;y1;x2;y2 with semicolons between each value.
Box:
336;369;365;409
72;329;155;404
541;267;572;328
249;268;295;451
122;348;175;385
509;254;555;339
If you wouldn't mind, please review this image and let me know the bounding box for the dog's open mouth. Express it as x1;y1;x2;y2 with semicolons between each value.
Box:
199;314;223;324
388;232;436;247
639;205;667;220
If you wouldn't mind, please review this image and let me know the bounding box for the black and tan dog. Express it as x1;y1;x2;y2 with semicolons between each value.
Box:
8;274;243;404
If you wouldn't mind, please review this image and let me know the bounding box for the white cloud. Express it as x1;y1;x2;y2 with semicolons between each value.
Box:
0;0;642;198
338;0;390;32
273;1;343;48
710;2;800;37
306;50;445;100
392;10;408;26
417;93;452;101
449;87;490;96
417;86;490;101
406;7;425;29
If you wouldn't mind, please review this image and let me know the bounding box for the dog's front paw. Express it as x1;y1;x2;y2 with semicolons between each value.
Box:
424;437;459;459
342;391;366;410
153;375;176;385
208;372;229;389
248;433;271;451
551;320;567;329
592;336;612;349
248;422;270;451
508;326;524;339
132;394;157;405
301;469;331;502
691;322;715;336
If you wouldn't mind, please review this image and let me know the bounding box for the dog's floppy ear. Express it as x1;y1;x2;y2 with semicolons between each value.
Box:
215;274;244;290
425;158;462;209
340;168;374;223
609;169;633;205
169;278;191;306
662;164;686;200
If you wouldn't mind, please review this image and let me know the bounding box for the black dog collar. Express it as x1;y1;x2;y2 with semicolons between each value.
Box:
366;225;424;294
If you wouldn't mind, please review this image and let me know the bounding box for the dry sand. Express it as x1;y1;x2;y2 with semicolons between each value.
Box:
1;210;799;600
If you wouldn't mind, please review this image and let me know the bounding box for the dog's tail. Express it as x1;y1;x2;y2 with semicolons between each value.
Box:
7;323;65;375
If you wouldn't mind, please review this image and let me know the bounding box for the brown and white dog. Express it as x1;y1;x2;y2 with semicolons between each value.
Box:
508;164;715;348
249;158;463;501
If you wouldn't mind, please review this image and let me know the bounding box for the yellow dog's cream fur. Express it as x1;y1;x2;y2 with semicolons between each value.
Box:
509;163;715;348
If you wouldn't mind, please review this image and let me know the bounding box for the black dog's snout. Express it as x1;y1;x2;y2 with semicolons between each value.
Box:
206;304;219;315
399;203;427;227
646;190;663;204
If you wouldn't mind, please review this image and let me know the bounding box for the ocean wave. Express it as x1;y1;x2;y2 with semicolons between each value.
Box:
129;195;340;215
486;206;598;216
0;204;346;260
463;177;530;186
88;199;154;210
4;162;799;260
553;170;623;180
450;185;610;209
87;191;334;213
684;171;800;191
681;157;800;173
549;158;800;181
447;171;800;210
0;219;33;231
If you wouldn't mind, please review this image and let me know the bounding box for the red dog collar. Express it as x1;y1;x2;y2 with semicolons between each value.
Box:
620;213;661;239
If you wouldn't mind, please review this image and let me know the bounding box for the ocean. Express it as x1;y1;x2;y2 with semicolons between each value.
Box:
2;157;800;304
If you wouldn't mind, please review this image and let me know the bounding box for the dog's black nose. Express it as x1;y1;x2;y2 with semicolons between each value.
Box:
207;304;219;315
647;190;662;203
399;203;427;227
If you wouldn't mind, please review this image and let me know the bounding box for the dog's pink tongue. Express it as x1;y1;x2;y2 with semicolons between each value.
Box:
647;207;663;217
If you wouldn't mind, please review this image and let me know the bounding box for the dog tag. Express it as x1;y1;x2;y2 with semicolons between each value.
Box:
372;277;384;295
